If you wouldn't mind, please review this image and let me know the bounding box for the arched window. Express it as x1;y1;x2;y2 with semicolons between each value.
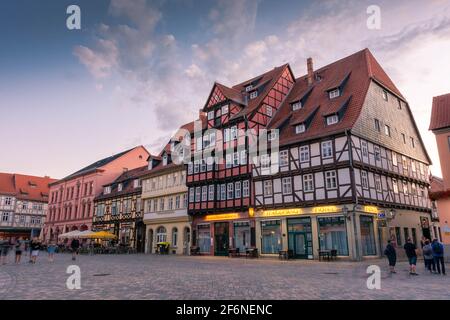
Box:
172;227;178;247
156;226;167;243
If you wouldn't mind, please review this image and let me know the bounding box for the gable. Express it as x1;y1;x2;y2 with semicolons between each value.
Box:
352;80;430;163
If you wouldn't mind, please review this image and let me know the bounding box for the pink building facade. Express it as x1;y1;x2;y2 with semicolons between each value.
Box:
43;146;149;241
429;93;450;244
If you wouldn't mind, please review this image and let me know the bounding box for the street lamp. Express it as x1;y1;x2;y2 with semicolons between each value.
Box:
342;205;351;220
387;209;397;220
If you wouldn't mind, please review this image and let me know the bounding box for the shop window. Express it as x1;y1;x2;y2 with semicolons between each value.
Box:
261;220;282;254
318;216;348;255
156;226;167;243
360;216;376;256
234;222;250;252
198;224;211;253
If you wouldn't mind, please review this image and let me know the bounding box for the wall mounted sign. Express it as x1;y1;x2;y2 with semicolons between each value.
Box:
204;213;240;221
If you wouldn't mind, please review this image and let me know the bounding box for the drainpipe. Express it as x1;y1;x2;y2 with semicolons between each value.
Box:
346;130;361;261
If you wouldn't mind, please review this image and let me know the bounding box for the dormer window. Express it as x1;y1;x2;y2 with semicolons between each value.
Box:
249;91;258;99
245;85;253;92
266;106;272;117
326;114;339;125
295;124;306;134
133;179;140;188
292;101;302;111
118;183;123;192
104;186;111;194
163;155;168;166
328;88;340;99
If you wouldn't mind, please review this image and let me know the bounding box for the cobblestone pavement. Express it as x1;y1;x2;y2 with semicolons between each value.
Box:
0;252;449;300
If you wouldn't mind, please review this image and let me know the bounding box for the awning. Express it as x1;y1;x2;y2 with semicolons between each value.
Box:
79;231;117;239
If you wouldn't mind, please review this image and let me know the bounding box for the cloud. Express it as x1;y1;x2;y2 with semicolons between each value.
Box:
73;0;450;175
73;39;118;79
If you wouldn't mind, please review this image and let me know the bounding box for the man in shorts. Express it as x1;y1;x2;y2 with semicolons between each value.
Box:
404;238;418;275
29;237;41;264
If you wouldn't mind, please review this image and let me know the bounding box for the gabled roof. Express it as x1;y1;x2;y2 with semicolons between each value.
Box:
0;172;56;202
55;146;149;184
95;166;149;201
202;64;292;121
230;64;292;120
269;48;405;146
429;93;450;131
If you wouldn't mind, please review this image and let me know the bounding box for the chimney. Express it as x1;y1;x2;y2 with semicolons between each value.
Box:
307;57;314;85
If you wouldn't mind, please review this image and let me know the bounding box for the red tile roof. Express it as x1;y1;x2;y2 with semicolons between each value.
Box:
0;172;56;202
269;48;406;146
231;64;291;120
202;64;291;121
95;166;149;201
429;93;450;130
429;175;450;200
0;173;15;196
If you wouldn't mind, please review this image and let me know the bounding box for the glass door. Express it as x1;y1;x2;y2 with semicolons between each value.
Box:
288;218;313;259
214;222;229;256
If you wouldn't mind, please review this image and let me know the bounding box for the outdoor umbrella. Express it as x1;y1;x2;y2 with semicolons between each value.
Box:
57;230;81;239
84;231;117;240
78;230;96;238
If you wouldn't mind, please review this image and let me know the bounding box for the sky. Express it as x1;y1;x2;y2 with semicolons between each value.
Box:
0;0;449;179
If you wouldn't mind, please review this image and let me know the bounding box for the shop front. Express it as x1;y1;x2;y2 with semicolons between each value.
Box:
192;212;254;256
254;205;380;260
145;216;192;255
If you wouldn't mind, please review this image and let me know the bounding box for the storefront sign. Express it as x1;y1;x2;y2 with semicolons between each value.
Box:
204;213;240;221
363;205;378;214
311;206;340;214
259;208;302;217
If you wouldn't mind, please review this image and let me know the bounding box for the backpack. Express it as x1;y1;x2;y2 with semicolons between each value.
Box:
433;242;443;255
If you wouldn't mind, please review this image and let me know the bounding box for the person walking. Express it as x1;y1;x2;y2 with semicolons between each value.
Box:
422;240;436;273
384;240;397;273
404;238;419;275
15;237;26;264
0;238;12;265
71;238;80;261
29;237;41;264
432;238;446;275
47;241;57;262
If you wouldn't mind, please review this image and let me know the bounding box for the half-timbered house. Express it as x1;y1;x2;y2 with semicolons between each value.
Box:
186;65;295;255
93;166;148;252
252;49;434;259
